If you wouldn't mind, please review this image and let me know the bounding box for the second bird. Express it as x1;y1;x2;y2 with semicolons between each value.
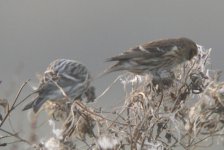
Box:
23;59;95;113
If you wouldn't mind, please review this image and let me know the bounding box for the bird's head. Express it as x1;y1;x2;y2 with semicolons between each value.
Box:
179;37;198;60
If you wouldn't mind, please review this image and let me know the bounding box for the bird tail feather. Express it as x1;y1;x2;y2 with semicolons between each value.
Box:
22;97;46;113
33;97;47;113
22;101;34;111
93;63;124;79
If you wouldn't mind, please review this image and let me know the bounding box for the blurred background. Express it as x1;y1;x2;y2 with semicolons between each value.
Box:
0;0;224;149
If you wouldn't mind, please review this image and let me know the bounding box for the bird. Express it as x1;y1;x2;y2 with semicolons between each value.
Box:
23;59;95;113
104;37;198;75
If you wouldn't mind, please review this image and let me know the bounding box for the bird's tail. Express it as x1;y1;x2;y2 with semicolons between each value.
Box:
93;63;124;80
22;96;47;113
22;101;34;111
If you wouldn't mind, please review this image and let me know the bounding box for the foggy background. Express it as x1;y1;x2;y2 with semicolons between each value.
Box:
0;0;224;149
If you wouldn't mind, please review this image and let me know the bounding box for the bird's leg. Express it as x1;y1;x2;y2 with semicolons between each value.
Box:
152;70;174;92
84;86;96;103
152;71;163;91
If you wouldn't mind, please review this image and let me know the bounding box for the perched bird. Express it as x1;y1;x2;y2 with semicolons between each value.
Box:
105;37;198;75
23;59;95;113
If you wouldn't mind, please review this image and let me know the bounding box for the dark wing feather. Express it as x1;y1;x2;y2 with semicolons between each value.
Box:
22;96;46;113
22;100;34;111
141;38;177;55
107;38;178;62
106;49;147;61
32;97;46;113
45;59;89;83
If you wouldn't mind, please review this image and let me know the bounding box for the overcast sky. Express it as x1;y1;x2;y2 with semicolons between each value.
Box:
1;0;224;91
0;1;224;149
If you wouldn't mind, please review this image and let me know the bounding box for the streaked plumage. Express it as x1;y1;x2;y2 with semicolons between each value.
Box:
105;37;198;75
23;59;94;113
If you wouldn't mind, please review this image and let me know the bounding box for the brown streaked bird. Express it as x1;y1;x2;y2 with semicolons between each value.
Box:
105;37;198;75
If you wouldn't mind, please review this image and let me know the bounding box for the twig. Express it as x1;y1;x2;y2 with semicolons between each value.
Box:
0;80;29;127
0;128;31;145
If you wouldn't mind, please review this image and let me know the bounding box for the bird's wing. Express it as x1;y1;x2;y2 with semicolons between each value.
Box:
44;60;89;84
36;59;90;93
142;39;177;54
59;62;89;82
106;49;147;61
107;39;177;61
